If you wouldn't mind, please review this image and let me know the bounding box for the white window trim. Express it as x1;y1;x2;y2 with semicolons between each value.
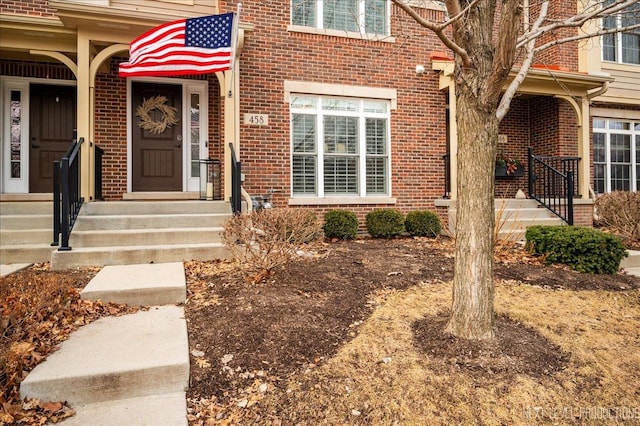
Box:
593;117;639;193
290;0;392;37
289;93;393;201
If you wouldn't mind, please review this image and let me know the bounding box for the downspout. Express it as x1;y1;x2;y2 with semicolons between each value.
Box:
587;81;610;100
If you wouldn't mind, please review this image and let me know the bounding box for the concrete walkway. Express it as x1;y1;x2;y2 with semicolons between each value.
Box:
18;262;189;426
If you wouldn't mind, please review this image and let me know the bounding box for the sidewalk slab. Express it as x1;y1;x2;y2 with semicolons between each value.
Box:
20;305;189;406
61;392;187;426
81;262;186;305
623;267;640;278
0;263;31;277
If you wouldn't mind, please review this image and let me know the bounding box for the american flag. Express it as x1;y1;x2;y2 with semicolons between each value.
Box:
119;13;235;77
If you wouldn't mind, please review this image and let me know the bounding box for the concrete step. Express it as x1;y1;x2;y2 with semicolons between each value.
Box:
0;215;51;229
70;227;224;247
621;250;640;269
0;201;52;215
60;392;187;426
73;213;229;231
0;229;52;244
81;200;230;216
0;244;56;264
20;305;189;406
50;242;229;270
623;267;640;277
81;262;186;306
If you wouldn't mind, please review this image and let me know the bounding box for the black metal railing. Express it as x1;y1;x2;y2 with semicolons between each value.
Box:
442;154;451;198
528;147;575;225
95;145;104;201
52;137;84;250
229;143;242;214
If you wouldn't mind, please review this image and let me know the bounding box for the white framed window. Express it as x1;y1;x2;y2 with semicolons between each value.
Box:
291;95;390;198
602;0;640;65
593;118;639;193
291;0;389;36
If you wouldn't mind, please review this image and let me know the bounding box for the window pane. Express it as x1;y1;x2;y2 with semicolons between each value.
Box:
594;164;606;194
324;116;357;154
610;134;631;162
366;157;387;194
293;114;317;153
323;0;358;32
365;0;386;34
593;118;606;129
322;98;358;112
293;156;317;194
621;33;640;64
611;164;631;191
10;90;22;179
366;118;386;154
602;34;616;61
324;156;358;193
292;0;316;26
363;101;387;113
593;133;606;163
609;120;630;130
291;96;317;110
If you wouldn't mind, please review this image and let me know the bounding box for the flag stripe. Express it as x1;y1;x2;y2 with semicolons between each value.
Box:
119;13;234;78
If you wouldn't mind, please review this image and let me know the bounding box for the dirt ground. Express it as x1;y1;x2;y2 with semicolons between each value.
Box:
184;238;640;424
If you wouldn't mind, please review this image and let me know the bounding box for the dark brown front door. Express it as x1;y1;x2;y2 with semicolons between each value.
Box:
132;82;183;191
29;84;76;193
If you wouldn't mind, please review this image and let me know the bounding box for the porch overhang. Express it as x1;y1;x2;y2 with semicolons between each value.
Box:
432;55;609;202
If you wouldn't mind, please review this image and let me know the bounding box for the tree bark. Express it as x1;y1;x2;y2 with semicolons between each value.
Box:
445;86;498;340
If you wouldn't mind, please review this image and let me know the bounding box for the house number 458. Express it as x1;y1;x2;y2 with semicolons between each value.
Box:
244;114;268;126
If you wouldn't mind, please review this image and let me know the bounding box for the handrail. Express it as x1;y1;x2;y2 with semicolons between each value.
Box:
528;147;575;225
229;143;242;214
52;137;85;250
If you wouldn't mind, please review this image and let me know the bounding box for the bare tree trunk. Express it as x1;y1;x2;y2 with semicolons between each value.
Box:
445;87;498;340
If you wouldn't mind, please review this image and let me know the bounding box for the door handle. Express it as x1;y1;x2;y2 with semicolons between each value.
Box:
175;144;182;148
31;144;40;149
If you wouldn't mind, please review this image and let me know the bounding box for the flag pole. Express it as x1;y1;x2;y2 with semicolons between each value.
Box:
228;3;241;98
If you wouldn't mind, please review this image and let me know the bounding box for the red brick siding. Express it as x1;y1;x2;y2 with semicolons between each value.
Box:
531;0;579;71
224;1;449;216
0;0;56;18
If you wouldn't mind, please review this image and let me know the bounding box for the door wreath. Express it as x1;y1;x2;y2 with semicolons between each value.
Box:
136;96;179;135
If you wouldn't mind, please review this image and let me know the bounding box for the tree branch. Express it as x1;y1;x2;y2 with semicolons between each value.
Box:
517;0;639;49
496;1;549;122
392;0;473;68
533;22;640;53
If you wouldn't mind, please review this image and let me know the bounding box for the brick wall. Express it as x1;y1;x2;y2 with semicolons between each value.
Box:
224;0;450;216
0;0;56;18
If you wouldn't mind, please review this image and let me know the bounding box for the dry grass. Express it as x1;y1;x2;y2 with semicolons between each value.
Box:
258;280;640;425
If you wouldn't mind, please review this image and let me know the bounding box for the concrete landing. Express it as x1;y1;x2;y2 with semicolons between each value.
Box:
81;262;186;305
20;305;189;406
61;392;187;426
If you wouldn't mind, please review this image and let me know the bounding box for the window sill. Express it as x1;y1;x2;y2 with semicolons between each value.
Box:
288;196;396;206
287;25;395;43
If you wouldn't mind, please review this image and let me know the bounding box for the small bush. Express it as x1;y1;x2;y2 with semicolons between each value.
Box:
366;208;405;239
223;208;323;281
323;210;359;240
595;191;640;245
405;210;442;237
525;225;627;274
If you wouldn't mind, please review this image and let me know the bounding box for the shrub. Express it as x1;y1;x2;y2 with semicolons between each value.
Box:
595;191;640;245
323;210;359;240
223;208;323;282
405;210;442;237
366;208;405;239
525;225;627;274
